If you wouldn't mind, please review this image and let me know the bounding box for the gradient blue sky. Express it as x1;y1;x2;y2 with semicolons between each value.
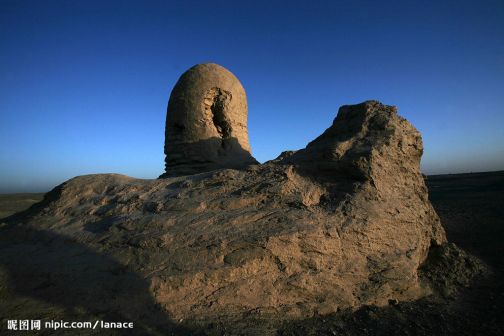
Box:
1;0;503;193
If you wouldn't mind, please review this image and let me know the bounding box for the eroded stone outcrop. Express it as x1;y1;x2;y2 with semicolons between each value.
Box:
0;100;455;334
161;63;257;177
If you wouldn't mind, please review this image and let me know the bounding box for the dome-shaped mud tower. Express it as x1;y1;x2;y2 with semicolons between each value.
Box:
160;63;257;177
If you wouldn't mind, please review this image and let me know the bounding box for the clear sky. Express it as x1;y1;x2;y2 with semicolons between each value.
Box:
1;0;503;193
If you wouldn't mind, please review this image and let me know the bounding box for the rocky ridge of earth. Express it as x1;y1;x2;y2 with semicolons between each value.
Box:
0;101;484;334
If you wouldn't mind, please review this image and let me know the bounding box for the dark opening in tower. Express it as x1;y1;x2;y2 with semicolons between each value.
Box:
203;87;232;138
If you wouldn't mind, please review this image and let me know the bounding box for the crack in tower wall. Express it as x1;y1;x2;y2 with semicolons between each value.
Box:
203;87;232;139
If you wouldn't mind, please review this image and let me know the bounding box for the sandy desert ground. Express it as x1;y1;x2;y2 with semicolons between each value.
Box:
0;193;44;220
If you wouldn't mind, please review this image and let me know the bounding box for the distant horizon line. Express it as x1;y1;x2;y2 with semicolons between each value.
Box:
1;169;503;195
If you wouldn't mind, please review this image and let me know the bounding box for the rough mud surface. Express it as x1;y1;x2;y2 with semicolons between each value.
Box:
0;102;497;335
280;172;504;336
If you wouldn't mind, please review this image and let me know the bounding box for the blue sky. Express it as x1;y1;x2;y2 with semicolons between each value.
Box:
1;0;503;193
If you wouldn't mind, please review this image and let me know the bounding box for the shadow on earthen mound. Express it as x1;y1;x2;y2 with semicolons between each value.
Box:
161;137;257;178
0;222;199;335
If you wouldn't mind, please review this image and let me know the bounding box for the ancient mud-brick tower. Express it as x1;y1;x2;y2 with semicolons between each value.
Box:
160;63;257;177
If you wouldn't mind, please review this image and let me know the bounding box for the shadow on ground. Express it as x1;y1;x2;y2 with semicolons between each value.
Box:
0;222;200;335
